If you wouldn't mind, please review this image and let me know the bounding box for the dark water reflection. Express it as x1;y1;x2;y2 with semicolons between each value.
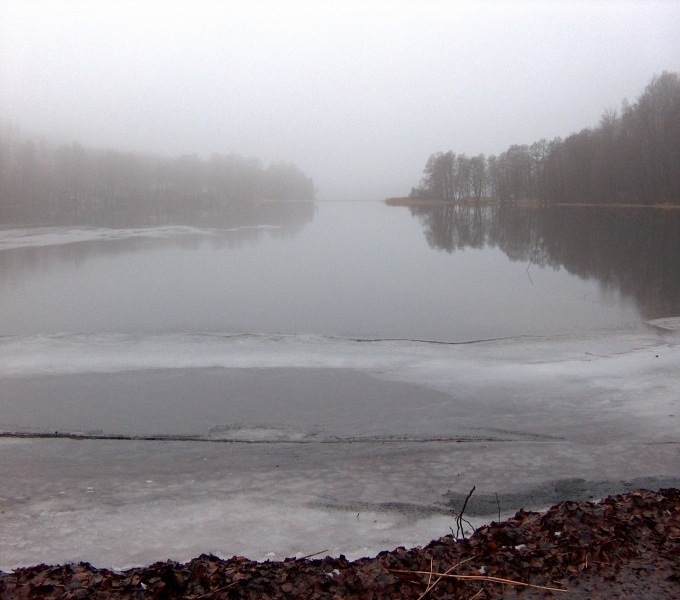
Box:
409;203;680;319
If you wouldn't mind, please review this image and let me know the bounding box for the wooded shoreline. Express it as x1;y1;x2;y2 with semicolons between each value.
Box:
407;72;680;208
385;196;680;209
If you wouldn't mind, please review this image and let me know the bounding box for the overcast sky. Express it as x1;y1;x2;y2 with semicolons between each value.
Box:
1;1;678;200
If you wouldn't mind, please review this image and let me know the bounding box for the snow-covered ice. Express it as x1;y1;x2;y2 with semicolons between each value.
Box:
1;328;679;571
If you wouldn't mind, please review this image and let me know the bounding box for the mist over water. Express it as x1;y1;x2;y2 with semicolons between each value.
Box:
2;201;672;342
2;2;678;201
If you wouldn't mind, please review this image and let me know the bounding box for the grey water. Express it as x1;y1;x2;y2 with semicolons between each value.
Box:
2;201;676;342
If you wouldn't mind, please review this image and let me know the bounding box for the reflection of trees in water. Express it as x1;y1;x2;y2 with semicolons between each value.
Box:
541;208;680;319
411;203;489;252
73;197;316;231
0;201;315;282
410;203;680;318
200;200;316;243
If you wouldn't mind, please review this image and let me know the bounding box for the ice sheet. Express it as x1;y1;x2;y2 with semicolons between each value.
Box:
1;328;675;378
1;329;679;571
0;225;281;251
2;329;678;441
2;436;679;573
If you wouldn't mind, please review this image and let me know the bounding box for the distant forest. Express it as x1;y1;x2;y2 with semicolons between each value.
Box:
0;127;316;226
409;71;680;206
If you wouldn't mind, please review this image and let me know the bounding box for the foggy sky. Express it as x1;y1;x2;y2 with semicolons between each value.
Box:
1;1;679;201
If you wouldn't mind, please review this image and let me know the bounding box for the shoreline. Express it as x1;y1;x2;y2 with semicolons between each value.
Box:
2;488;678;598
384;196;680;209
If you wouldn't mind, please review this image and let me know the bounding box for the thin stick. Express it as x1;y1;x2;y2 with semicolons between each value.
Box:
298;549;329;560
390;569;568;593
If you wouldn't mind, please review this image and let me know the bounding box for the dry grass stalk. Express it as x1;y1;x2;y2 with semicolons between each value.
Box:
416;556;476;600
390;568;569;593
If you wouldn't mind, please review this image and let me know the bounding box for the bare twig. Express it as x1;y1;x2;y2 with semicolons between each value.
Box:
454;486;476;539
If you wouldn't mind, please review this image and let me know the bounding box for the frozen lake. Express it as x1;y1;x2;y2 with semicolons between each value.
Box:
1;201;680;570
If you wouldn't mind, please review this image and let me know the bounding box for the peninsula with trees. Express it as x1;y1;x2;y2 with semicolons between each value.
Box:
398;71;680;207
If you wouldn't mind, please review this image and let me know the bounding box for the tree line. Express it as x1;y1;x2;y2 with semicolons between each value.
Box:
410;71;680;206
0;126;316;226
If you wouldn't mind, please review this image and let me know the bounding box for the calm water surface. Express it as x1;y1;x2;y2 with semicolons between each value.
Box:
1;201;678;342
